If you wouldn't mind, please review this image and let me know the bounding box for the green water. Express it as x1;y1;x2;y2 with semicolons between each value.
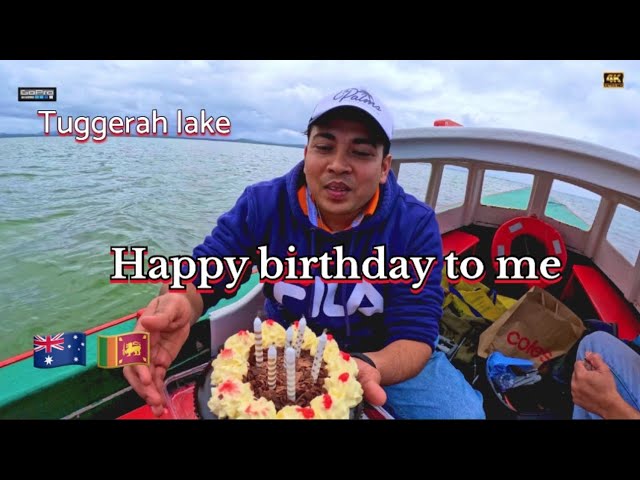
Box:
0;137;303;360
482;187;590;230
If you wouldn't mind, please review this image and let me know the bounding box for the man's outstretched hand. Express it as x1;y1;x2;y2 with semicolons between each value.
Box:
354;359;387;406
123;294;194;417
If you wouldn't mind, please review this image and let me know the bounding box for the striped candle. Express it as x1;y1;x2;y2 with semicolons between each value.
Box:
268;344;277;390
285;347;296;402
253;317;263;367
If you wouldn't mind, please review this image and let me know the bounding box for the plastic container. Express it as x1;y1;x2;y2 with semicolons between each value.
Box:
163;363;209;419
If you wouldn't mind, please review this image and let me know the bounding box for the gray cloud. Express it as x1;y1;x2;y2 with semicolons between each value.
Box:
1;60;638;155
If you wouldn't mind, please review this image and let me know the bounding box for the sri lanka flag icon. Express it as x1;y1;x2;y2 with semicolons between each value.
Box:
97;332;150;369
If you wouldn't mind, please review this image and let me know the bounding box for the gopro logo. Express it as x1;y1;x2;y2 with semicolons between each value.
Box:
18;87;57;101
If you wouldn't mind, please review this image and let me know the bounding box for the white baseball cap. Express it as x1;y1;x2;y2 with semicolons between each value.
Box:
308;87;393;142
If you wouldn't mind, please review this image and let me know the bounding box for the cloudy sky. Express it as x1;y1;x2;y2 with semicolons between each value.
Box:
1;60;638;155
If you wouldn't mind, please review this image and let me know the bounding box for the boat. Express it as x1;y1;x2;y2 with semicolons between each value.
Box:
2;124;639;419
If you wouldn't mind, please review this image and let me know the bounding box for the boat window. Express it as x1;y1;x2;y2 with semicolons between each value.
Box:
436;165;468;213
544;180;600;231
606;204;640;266
480;170;534;210
398;162;431;204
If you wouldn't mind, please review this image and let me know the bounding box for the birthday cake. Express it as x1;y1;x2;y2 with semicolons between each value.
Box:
206;318;364;419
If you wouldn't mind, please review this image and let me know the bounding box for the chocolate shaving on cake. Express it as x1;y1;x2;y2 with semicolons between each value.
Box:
245;345;328;411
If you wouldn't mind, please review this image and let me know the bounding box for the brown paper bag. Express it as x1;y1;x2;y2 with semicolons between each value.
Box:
477;287;585;367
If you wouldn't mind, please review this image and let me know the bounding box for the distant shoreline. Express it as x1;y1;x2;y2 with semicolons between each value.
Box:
0;133;305;149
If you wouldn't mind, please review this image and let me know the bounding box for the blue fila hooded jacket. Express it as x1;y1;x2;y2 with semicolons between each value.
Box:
192;160;443;352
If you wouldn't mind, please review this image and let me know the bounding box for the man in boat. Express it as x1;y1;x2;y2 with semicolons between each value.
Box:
572;331;640;419
123;87;485;419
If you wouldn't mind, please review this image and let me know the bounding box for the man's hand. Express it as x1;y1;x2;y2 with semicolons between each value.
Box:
354;359;387;406
123;293;195;416
572;351;623;418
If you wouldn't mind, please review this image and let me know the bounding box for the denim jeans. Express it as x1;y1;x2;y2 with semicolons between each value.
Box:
573;331;640;419
382;350;486;419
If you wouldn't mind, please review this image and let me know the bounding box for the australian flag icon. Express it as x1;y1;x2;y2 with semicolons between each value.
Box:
33;332;87;369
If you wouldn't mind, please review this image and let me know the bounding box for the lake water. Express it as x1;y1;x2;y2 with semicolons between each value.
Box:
1;136;637;360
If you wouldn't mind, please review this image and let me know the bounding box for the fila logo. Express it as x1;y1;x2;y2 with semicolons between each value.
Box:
274;278;384;318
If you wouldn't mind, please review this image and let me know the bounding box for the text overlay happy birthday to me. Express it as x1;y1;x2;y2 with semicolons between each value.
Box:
110;245;564;294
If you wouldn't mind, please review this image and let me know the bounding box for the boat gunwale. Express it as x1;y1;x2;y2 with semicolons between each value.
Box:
393;127;640;172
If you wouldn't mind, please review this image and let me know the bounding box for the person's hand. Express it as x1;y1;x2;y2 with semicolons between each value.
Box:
354;358;387;406
571;351;621;418
123;294;194;416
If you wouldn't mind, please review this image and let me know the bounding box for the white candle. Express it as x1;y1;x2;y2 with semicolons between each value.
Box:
285;325;294;350
268;344;277;390
253;317;263;367
295;317;306;358
285;346;296;402
311;331;327;383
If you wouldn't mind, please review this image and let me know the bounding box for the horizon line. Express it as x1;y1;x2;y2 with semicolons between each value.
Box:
0;132;306;149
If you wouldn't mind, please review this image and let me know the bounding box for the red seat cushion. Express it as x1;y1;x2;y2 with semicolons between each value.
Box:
572;265;640;340
442;230;480;257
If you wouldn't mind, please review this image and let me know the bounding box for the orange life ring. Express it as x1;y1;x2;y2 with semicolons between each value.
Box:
491;216;567;288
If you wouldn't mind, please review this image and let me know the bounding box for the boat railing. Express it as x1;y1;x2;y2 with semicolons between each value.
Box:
390;127;640;311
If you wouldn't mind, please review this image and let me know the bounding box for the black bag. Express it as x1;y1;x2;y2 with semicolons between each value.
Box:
437;308;493;383
477;355;570;420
